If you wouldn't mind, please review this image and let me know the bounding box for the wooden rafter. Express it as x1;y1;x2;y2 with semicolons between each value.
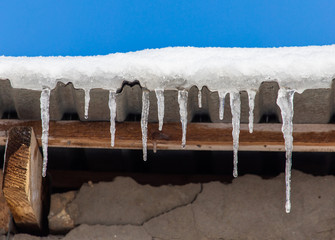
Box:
0;120;333;152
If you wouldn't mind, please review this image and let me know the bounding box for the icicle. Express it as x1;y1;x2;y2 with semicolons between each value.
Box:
276;88;295;214
198;88;202;108
178;90;188;148
40;87;51;177
230;92;241;178
153;141;157;153
109;90;117;147
155;89;164;131
218;91;227;120
247;90;257;133
141;90;150;161
84;88;90;119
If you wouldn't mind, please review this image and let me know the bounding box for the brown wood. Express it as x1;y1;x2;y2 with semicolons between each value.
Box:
0;172;11;234
0;120;333;151
2;127;44;233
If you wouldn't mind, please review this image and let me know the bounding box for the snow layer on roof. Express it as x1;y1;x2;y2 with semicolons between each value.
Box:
2;46;334;212
0;45;335;93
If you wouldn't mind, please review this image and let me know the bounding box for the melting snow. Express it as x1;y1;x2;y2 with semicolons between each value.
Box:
247;90;257;133
155;89;165;131
230;92;241;178
84;88;90;120
141;90;150;161
198;88;202;108
108;90;117;147
218;90;227;121
178;90;188;148
277;88;296;213
1;45;335;212
40;87;51;178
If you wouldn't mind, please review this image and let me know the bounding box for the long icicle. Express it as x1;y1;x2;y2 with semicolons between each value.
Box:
230;92;241;178
84;88;90;119
109;90;117;147
40;87;51;177
218;91;227;120
198;88;202;108
178;90;188;148
247;90;257;133
141;89;150;161
155;89;164;131
276;88;295;213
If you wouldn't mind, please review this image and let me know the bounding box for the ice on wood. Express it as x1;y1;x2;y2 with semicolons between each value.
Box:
230;92;241;178
247;90;257;133
40;87;51;177
141;90;150;161
218;91;227;120
84;88;90;119
178;90;188;148
155;89;164;131
109;90;117;147
277;88;295;213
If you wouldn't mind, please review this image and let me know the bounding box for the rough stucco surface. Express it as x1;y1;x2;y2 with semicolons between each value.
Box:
6;170;335;240
67;177;201;225
62;225;152;240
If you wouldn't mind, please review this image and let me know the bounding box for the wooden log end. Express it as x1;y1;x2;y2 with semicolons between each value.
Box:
2;126;47;234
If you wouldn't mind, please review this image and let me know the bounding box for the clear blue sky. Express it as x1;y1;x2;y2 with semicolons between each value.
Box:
0;0;334;56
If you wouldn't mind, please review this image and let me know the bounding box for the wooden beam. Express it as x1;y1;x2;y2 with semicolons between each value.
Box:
0;120;333;151
0;172;11;234
2;127;45;233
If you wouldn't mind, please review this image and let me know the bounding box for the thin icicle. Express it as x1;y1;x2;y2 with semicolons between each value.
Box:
178;90;188;148
276;88;295;214
247;90;257;133
230;92;241;178
141;90;150;161
153;141;157;153
84;88;90;119
155;89;164;131
198;88;202;108
40;87;51;177
218;91;227;120
109;90;117;147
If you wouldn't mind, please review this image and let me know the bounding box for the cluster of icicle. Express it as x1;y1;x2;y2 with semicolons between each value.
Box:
40;86;294;213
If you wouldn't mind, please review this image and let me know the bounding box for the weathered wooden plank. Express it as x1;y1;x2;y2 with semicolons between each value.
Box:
0;172;11;234
0;120;334;151
2;127;45;233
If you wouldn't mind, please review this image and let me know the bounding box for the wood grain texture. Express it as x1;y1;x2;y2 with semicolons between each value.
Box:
0;172;10;234
0;120;334;151
2;127;43;233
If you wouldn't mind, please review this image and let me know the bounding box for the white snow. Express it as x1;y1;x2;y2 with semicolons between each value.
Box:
141;90;150;161
40;87;51;177
276;88;295;213
178;90;188;148
230;92;241;178
0;45;334;93
1;45;334;213
155;89;164;131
